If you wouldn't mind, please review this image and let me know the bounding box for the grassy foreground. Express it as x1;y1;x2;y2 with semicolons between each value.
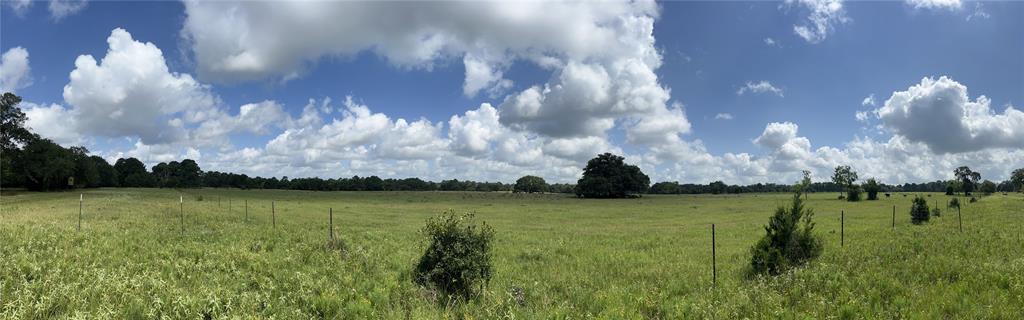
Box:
1;188;1022;318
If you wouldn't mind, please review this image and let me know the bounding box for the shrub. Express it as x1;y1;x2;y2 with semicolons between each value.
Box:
931;207;941;217
910;196;930;224
846;185;862;202
750;194;823;275
885;193;891;198
948;198;960;209
414;210;494;299
969;197;977;203
863;178;880;200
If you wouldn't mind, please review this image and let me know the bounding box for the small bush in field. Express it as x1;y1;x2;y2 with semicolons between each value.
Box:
846;185;862;202
948;198;960;209
969;197;977;203
414;210;494;299
931;207;941;217
910;196;930;224
750;193;823;275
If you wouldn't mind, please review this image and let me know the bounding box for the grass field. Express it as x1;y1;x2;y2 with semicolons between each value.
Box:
1;188;1022;319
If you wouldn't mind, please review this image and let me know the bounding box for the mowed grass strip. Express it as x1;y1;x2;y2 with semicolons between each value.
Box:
1;189;1022;318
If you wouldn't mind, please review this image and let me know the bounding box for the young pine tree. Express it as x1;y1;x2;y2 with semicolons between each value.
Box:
750;192;824;275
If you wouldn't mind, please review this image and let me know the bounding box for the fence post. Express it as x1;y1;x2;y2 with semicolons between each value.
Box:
272;201;276;229
329;208;334;240
841;210;844;247
892;205;895;230
245;199;248;222
179;195;184;233
78;194;82;231
957;205;962;232
711;223;717;287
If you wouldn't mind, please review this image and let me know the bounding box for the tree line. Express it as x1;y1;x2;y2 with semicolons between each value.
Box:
3;92;1023;194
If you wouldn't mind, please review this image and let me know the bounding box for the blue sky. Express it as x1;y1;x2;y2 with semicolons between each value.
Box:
2;0;1022;184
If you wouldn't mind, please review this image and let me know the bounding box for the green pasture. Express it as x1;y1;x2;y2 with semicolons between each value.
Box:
1;189;1022;318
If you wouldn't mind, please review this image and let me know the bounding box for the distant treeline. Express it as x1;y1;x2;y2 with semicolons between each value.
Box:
2;92;1020;194
648;180;1017;195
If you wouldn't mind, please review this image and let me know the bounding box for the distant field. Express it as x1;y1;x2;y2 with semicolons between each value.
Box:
1;188;1022;318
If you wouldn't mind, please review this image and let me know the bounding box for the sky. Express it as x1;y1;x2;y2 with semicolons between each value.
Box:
1;0;1022;184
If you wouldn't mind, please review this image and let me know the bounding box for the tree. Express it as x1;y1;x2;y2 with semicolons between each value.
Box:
1;93;35;188
15;138;75;191
513;175;547;193
91;156;118;187
953;166;981;195
575;153;650;198
863;178;881;200
980;180;996;195
177;159;203;188
114;158;153;187
1011;168;1024;192
70;146;99;188
831;165;858;201
910;196;930;224
794;170;812;199
649;181;680;194
1;93;33;153
750;193;823;275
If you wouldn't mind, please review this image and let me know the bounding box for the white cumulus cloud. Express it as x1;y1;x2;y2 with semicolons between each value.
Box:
874;76;1024;154
1;47;32;92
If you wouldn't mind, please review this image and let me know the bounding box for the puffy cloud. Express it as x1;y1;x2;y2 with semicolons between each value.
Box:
463;54;512;98
874;76;1024;153
182;0;678;143
754;122;799;150
22;102;80;145
625;101;691;145
905;0;962;11
787;0;849;44
737;80;784;97
181;1;658;84
263;96;449;166
715;113;734;120
764;37;779;47
48;0;88;20
1;47;32;92
861;94;876;107
63;28;218;145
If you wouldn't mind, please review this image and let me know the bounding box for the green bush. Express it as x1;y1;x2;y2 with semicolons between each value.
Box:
910;196;930;224
948;198;960;209
846;185;862;202
750;193;823;275
414;210;494;300
863;178;880;200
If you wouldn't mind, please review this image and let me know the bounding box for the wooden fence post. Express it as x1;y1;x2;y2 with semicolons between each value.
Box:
329;208;334;240
957;205;962;232
892;205;895;230
841;210;844;247
272;201;276;229
711;223;716;287
78;194;82;231
179;195;184;233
